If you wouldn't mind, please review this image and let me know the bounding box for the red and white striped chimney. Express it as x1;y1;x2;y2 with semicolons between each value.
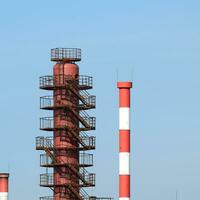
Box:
117;82;132;200
0;173;9;200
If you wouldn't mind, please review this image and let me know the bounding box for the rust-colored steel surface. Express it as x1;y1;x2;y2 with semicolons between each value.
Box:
53;62;80;200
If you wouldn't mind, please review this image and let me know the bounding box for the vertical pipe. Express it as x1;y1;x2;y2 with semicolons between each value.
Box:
117;82;132;200
0;173;9;200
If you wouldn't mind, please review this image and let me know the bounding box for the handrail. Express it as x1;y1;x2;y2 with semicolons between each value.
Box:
39;152;93;167
40;114;96;130
40;94;96;110
51;48;81;62
36;133;95;150
40;168;95;187
40;75;93;89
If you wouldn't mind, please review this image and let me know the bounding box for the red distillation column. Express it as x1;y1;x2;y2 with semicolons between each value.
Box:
53;62;79;200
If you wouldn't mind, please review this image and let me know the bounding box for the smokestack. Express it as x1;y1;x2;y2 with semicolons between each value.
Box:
0;173;9;200
117;82;132;200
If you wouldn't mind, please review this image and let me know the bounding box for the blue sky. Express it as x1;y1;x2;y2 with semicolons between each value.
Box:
0;1;200;200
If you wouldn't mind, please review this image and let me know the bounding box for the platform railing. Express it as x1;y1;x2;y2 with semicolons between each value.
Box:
40;152;93;167
40;75;93;89
40;173;53;186
79;152;93;166
40;154;53;166
40;170;94;187
36;134;95;150
40;115;96;131
40;173;71;186
40;96;53;109
51;48;81;62
40;95;96;110
79;75;93;88
40;117;54;130
36;136;53;148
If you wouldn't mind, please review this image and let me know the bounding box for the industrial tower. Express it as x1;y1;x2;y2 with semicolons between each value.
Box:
0;173;9;200
36;48;111;200
117;82;132;200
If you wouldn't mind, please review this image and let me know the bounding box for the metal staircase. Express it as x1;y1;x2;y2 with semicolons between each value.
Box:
66;184;90;200
38;136;95;188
